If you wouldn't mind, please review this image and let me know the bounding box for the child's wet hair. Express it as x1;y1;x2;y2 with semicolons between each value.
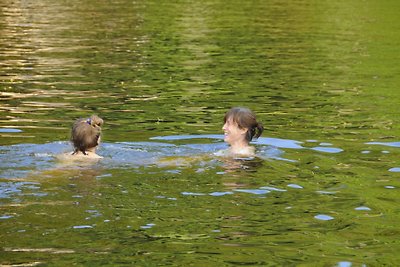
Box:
71;115;103;155
224;107;264;142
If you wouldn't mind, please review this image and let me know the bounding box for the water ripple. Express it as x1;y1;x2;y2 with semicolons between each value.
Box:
314;214;334;221
310;146;343;153
234;189;270;195
366;141;400;148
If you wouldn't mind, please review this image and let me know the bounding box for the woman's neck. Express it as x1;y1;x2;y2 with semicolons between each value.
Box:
229;140;254;156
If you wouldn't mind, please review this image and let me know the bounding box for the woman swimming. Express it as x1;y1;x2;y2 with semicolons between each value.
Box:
64;115;104;159
220;107;263;157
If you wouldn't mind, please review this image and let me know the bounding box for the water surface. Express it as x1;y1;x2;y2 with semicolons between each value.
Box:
1;0;400;266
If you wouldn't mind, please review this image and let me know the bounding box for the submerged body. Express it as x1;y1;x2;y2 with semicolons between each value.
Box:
213;147;255;158
57;148;102;161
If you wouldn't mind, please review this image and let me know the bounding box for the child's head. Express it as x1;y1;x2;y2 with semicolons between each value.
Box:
71;115;103;155
223;107;263;142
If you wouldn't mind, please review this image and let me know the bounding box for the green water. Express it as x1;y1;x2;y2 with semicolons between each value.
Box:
1;0;400;266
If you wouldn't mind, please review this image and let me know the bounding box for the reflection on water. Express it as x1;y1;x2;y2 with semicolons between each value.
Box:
1;0;400;265
0;132;353;180
0;136;399;266
1;133;400;265
0;134;291;178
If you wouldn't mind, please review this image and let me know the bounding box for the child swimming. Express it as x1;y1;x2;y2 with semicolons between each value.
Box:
220;107;263;157
58;115;104;160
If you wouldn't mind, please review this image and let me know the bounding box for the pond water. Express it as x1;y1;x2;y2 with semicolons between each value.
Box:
1;0;400;266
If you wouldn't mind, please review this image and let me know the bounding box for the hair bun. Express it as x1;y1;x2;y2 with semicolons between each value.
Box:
88;115;103;127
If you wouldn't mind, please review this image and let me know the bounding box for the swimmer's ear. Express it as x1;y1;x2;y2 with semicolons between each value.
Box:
239;127;248;135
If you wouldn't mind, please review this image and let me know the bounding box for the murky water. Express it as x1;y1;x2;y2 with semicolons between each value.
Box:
1;0;400;266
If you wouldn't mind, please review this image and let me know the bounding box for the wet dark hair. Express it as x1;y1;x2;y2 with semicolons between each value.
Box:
71;115;103;155
224;107;264;142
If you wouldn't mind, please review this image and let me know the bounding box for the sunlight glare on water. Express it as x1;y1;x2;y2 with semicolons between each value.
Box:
1;0;400;266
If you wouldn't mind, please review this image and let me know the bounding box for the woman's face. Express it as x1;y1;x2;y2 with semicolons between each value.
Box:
222;117;247;145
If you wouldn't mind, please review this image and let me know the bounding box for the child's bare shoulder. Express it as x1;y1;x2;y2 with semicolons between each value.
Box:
56;152;102;162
